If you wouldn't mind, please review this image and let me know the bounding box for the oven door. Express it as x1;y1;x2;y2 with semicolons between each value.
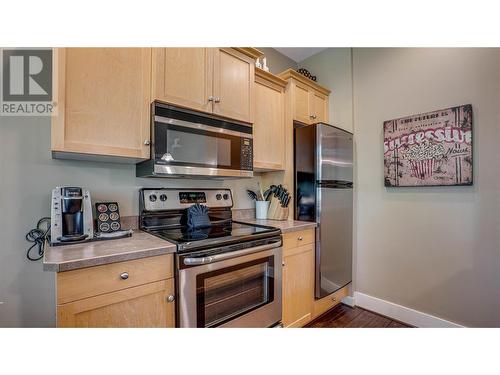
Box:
177;240;282;328
153;104;253;178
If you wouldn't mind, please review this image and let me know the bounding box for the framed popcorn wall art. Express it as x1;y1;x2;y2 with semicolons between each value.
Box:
383;104;473;187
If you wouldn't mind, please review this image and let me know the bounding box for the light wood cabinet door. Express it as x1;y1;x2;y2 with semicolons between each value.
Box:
282;244;315;328
293;81;312;124
57;279;175;328
52;48;151;160
152;48;213;113
253;72;286;171
311;90;328;123
213;48;254;123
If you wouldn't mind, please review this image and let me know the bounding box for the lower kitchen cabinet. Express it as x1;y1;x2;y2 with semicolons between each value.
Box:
56;254;175;328
282;229;315;328
57;279;175;328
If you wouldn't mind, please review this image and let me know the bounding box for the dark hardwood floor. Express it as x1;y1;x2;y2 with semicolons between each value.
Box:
305;304;412;328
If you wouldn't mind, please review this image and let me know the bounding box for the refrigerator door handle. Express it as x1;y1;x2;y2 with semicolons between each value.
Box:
317;180;353;189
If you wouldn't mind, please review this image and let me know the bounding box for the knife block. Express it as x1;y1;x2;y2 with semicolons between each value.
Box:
266;196;289;221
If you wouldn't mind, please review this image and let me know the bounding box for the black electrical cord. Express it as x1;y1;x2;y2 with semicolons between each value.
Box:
26;217;51;261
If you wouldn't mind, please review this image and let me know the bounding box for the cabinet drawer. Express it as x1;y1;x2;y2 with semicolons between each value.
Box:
283;228;315;250
312;285;349;319
57;254;173;304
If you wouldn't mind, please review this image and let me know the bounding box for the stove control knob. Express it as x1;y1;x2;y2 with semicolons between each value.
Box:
216;194;222;200
149;194;157;202
223;193;229;200
160;194;167;202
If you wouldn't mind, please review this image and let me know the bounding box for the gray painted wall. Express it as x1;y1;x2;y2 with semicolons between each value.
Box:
257;48;298;74
0;48;295;327
352;48;500;327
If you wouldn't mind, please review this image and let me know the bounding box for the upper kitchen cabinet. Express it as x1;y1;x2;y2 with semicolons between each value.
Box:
152;47;261;124
311;90;328;123
278;68;331;125
152;48;213;113
212;48;255;123
51;48;152;162
292;80;312;124
253;68;287;171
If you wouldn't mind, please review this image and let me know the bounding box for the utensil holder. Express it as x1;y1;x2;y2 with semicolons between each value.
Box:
255;200;270;219
266;196;289;221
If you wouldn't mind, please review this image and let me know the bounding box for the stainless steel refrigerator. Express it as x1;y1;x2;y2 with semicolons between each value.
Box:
294;123;353;299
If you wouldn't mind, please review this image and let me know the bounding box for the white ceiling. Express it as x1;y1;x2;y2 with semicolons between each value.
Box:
273;48;327;63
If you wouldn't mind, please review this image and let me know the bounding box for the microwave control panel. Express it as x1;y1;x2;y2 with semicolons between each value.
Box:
241;138;253;170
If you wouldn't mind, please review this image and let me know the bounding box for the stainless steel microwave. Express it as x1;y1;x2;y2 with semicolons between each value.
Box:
136;102;253;178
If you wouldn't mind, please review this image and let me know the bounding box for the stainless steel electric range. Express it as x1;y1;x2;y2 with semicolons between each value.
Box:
139;188;282;328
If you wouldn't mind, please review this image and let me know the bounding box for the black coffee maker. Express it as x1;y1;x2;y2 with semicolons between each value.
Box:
51;187;94;245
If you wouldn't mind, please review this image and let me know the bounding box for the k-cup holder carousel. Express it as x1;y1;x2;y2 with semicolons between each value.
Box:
94;202;132;240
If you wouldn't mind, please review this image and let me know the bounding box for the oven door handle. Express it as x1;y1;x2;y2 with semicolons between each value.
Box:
183;240;282;266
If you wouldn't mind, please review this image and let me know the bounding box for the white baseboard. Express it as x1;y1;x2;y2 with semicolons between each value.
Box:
353;292;464;328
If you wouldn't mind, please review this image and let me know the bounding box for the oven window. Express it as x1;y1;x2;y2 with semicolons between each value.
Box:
196;257;274;327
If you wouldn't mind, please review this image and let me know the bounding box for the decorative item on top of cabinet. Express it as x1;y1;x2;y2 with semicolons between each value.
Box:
296;68;317;82
278;68;330;125
152;47;262;124
253;68;287;171
51;48;152;163
262;57;270;72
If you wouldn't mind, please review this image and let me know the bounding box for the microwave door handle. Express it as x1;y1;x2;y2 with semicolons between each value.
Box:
182;240;282;266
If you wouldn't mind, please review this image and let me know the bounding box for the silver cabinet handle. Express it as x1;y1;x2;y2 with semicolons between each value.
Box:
214;97;221;103
298;236;303;241
208;96;214;102
120;272;129;280
332;297;337;302
166;295;175;303
144;140;151;146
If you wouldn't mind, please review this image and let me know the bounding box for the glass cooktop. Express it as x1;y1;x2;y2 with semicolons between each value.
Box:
148;221;280;251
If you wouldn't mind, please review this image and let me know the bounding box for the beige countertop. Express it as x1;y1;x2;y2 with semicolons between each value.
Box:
238;219;317;233
43;230;176;272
